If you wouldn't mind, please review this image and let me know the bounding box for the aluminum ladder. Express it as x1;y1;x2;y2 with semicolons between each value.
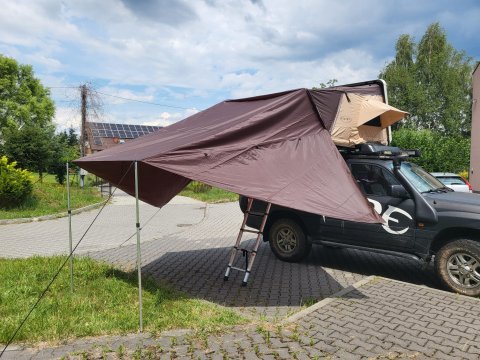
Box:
224;198;271;286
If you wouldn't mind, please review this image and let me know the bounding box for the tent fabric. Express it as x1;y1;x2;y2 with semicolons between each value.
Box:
75;88;390;224
330;93;406;147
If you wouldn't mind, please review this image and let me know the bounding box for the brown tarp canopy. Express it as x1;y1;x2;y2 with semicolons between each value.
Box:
75;87;404;224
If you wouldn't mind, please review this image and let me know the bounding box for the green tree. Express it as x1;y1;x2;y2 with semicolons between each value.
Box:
49;130;79;184
392;128;470;173
0;54;55;136
313;79;338;89
2;124;55;181
380;23;473;136
0;54;58;181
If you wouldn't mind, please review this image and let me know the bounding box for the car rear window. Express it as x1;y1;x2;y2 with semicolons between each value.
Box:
437;176;466;185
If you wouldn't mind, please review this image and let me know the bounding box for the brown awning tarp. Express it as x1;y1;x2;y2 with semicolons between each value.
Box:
75;88;386;224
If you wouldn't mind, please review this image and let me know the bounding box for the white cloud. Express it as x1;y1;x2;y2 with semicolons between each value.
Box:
1;0;478;129
54;106;81;132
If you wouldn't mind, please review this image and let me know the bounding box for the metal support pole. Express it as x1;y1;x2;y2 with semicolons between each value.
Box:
134;161;143;332
66;163;74;292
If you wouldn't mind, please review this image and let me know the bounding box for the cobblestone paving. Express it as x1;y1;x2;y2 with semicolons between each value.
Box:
3;197;477;359
4;277;480;359
91;202;439;319
90;202;367;318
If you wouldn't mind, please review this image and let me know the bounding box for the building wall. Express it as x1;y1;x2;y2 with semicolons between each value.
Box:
470;64;480;191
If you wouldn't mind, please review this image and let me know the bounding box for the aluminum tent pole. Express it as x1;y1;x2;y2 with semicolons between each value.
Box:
134;161;143;332
66;162;74;292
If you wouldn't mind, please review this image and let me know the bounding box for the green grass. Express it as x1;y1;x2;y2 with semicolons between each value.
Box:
0;256;246;344
180;182;238;203
0;174;103;220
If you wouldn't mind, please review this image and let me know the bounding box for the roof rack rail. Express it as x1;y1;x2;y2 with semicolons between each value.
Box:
338;143;421;159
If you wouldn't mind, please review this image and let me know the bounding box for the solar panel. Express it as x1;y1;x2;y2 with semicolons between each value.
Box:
87;122;161;145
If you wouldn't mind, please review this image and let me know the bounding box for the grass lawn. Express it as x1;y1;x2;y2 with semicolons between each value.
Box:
0;174;103;220
180;182;238;203
0;256;246;344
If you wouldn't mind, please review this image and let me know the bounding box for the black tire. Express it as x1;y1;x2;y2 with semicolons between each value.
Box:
434;239;480;297
269;218;311;262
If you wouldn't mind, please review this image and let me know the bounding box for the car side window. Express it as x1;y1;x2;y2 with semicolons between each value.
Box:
351;163;399;196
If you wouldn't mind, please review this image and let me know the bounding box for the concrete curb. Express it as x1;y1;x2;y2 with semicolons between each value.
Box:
0;200;107;226
282;275;376;324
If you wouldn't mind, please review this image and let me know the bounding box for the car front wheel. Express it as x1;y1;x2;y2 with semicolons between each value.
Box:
435;239;480;297
269;218;311;262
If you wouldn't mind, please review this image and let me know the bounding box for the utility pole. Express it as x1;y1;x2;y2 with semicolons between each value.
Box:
79;84;87;188
80;84;87;157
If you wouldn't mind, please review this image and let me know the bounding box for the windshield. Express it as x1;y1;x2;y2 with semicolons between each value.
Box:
397;162;445;193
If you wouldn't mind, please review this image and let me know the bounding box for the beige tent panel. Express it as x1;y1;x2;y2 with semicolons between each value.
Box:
330;93;407;147
358;96;407;127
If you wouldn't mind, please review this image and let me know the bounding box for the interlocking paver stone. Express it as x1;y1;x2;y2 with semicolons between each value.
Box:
5;277;480;359
3;196;480;359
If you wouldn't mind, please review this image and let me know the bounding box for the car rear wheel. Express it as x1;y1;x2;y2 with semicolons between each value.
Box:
434;239;480;297
269;218;311;262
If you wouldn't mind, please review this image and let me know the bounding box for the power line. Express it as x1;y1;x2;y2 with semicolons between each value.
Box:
47;85;200;111
92;90;197;110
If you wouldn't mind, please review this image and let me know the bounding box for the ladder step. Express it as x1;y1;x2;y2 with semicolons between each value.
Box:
230;266;246;272
233;247;257;254
223;200;271;286
246;211;269;217
241;229;262;234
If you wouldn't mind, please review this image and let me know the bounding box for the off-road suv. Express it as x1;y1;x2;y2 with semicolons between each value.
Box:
240;144;480;297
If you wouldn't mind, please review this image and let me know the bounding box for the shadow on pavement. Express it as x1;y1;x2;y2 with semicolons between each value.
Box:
93;235;443;317
141;238;367;317
307;244;441;289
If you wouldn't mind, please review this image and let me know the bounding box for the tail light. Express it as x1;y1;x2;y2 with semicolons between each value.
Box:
461;177;473;192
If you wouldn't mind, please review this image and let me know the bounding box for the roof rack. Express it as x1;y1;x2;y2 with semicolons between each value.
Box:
338;143;421;159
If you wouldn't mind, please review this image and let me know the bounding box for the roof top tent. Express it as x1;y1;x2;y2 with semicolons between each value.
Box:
329;79;395;147
470;63;480;192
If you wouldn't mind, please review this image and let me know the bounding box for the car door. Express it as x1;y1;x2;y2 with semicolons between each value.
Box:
341;162;416;251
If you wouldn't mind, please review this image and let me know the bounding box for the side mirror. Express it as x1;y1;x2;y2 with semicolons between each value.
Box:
390;184;409;198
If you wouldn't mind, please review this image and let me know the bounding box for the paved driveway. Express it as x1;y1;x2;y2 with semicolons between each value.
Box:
0;193;205;258
90;200;440;318
2;194;480;359
2;194;439;318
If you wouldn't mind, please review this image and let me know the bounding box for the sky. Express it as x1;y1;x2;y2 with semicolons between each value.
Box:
1;0;479;132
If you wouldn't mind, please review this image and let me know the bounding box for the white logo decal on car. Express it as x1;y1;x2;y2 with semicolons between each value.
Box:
367;199;413;235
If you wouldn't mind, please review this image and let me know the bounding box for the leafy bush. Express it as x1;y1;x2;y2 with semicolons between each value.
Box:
391;128;470;173
0;156;33;209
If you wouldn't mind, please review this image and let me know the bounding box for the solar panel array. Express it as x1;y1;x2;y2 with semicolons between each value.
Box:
88;122;161;146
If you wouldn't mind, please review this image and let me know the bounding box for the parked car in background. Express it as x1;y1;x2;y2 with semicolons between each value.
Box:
431;172;473;193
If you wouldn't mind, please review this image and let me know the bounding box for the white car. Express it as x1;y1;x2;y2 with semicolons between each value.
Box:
431;172;473;193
